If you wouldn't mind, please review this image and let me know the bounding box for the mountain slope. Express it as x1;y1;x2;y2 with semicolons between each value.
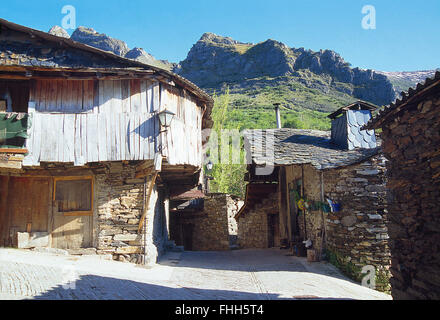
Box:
176;33;400;130
376;70;439;97
178;33;396;108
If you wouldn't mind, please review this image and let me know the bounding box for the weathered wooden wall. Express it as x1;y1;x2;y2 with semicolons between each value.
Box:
23;79;203;167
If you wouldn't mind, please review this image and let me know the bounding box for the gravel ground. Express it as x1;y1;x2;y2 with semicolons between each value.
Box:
0;247;391;300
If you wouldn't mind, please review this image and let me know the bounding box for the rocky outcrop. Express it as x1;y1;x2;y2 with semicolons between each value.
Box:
125;47;157;64
125;47;176;71
48;26;70;38
71;26;130;56
178;33;396;106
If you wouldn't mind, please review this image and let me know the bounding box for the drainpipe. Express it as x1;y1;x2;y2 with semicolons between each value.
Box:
274;103;282;129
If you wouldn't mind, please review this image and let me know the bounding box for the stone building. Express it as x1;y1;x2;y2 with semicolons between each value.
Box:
238;101;391;290
0;19;213;264
364;71;440;299
169;193;243;251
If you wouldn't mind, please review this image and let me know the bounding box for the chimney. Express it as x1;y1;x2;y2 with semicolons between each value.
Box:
274;103;282;129
327;101;377;150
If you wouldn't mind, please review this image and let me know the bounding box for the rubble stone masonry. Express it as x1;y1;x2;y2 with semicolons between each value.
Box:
96;162;168;264
379;93;440;299
237;193;278;249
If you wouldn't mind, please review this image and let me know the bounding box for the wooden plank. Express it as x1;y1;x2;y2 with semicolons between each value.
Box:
84;79;94;112
98;113;108;161
106;112;113;161
56;114;64;162
39;80;47;111
102;80;114;113
34;79;41;110
140;80;147;112
76;80;83;110
80;114;88;163
129;113;136;160
61;80;69;111
114;113;121;160
145;81;152;112
152;82;160;112
64;114;75;163
119;113;126;160
98;80;105;113
121;80;130;113
31;113;41;165
86;114;98;162
74;115;83;166
139;113;146;160
46;79;56;111
113;80;122;113
160;84;168;111
134;114;140;160
130;79;141;113
93;80;99;113
138;172;158;233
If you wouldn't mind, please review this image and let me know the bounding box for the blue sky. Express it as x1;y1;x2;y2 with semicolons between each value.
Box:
2;0;439;71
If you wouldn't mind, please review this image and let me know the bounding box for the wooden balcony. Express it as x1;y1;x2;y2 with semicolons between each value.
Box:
23;112;159;166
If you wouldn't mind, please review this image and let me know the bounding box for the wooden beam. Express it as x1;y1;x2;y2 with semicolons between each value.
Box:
0;148;28;154
138;172;158;233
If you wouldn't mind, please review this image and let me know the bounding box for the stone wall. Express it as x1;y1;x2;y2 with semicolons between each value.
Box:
379;93;440;299
227;196;243;246
170;194;240;251
322;156;391;291
96;162;169;264
237;193;277;249
283;159;391;291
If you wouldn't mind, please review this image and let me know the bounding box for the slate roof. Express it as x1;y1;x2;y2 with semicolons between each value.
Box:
364;71;440;129
345;110;377;149
244;128;381;170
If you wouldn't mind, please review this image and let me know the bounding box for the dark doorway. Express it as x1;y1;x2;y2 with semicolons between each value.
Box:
183;223;194;251
267;214;280;248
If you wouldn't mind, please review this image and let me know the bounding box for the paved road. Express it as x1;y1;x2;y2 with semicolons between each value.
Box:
0;248;391;300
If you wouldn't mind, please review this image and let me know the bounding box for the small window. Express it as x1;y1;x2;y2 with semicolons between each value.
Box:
54;177;93;216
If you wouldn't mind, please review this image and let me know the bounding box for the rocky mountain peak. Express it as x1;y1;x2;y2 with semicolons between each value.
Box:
70;26;130;56
48;26;70;38
179;33;396;106
199;32;245;46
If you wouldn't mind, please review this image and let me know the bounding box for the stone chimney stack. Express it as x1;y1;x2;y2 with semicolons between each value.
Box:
274;103;282;129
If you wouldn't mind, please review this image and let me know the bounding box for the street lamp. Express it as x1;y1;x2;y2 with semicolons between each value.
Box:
206;160;213;171
157;109;175;131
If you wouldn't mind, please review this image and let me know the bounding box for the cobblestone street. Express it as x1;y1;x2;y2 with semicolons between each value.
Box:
0;248;391;300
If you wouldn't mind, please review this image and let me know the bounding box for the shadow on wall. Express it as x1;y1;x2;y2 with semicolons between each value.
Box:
31;273;354;300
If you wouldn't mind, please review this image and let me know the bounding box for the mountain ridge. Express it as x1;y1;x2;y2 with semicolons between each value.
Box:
47;26;437;129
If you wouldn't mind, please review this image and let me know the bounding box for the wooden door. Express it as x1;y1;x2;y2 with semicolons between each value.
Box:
0;177;50;247
51;177;93;249
51;215;93;249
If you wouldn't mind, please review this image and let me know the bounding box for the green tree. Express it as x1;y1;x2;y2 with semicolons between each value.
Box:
206;88;247;198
